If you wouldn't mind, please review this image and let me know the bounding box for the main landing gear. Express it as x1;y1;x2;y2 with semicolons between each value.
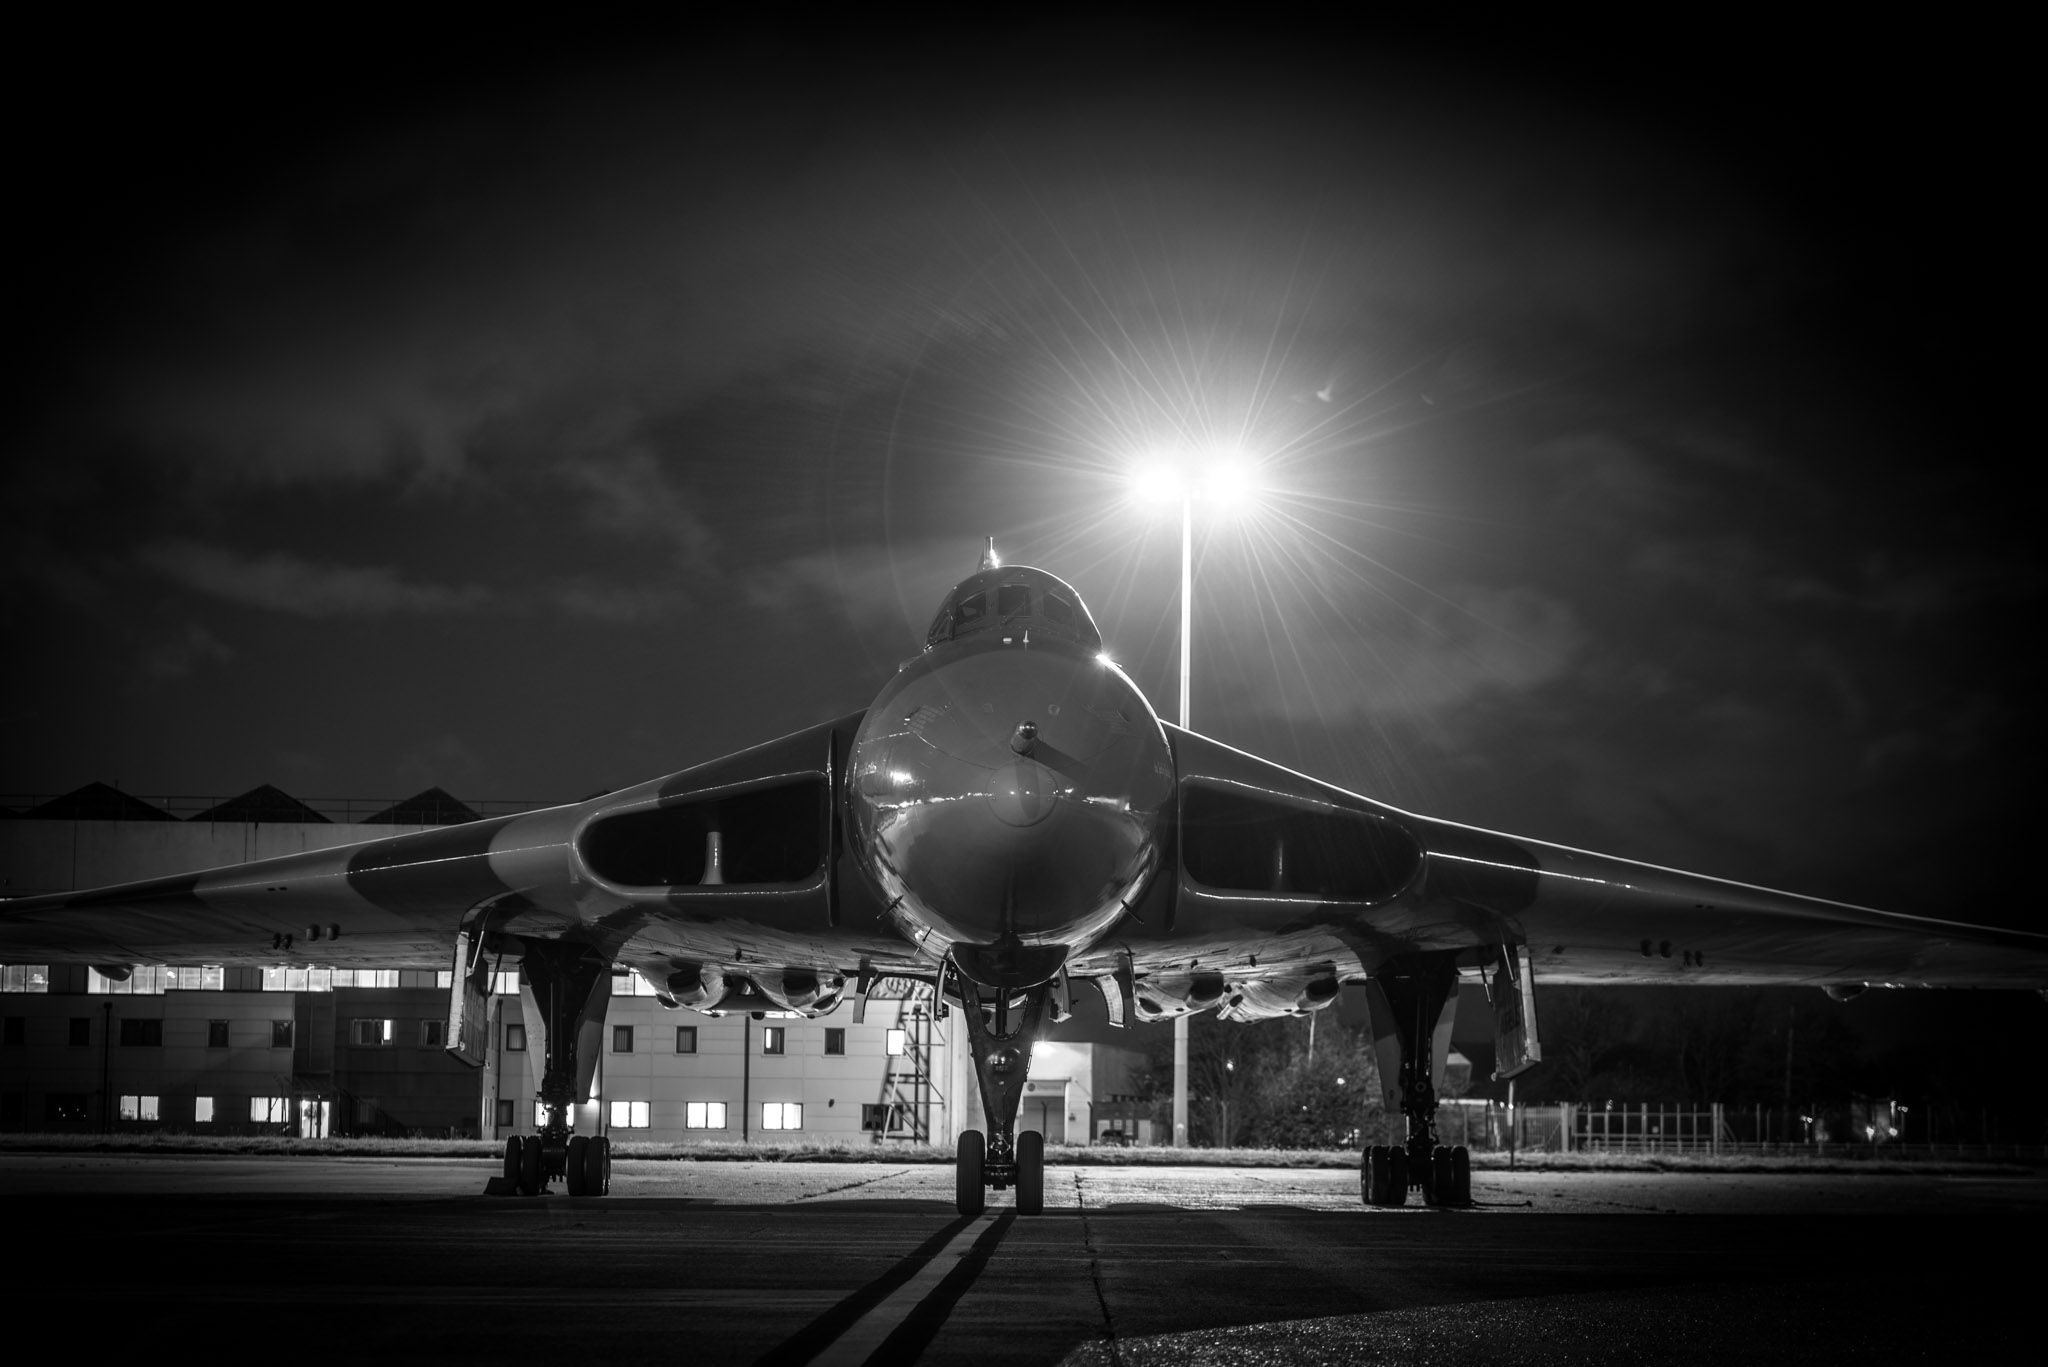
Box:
951;966;1053;1217
1362;952;1472;1208
492;942;614;1197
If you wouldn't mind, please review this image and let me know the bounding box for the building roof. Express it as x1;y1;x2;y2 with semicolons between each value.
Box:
187;784;331;824
363;787;480;825
28;782;178;821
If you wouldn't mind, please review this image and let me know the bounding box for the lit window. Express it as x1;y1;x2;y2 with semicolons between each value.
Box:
351;1019;393;1046
251;1096;287;1123
119;1094;159;1121
195;1096;214;1123
613;1025;634;1053
534;1101;549;1129
762;1026;785;1055
506;1024;526;1052
824;1028;845;1056
494;971;520;995
675;1026;697;1054
885;1029;907;1057
609;1100;650;1129
1;964;51;994
762;1102;803;1131
685;1101;727;1130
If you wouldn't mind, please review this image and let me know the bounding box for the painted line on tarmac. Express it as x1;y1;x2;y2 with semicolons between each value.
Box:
757;1210;1016;1367
753;1213;1015;1360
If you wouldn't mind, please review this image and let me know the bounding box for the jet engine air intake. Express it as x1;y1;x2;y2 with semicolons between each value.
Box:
580;779;825;887
1180;783;1422;901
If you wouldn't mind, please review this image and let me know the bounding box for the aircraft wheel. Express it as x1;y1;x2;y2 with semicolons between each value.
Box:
1386;1148;1408;1206
1452;1145;1472;1205
1362;1145;1387;1205
566;1135;590;1196
1016;1130;1045;1215
1359;1146;1378;1205
1430;1146;1456;1206
1418;1145;1440;1205
956;1130;986;1217
518;1132;543;1195
586;1135;611;1196
503;1135;523;1185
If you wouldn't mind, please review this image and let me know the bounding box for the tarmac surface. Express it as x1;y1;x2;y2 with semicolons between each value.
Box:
4;1154;2040;1363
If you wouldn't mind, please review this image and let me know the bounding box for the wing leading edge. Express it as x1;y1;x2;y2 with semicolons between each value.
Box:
1084;726;2048;996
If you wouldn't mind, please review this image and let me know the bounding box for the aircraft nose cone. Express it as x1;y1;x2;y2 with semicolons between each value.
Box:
987;759;1058;826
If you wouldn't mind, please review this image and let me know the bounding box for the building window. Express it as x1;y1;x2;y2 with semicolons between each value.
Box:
885;1028;907;1057
861;1103;897;1132
506;1023;527;1052
495;1099;515;1128
762;1102;802;1131
252;1097;288;1124
761;1026;785;1055
612;1025;634;1053
119;1094;160;1121
49;1093;89;1122
1;964;51;993
68;1017;91;1046
824;1028;846;1056
2;1017;21;1046
609;1100;650;1129
271;1020;294;1048
421;1019;445;1048
352;1018;393;1046
207;1020;229;1048
675;1026;698;1054
118;1018;164;1046
195;1096;215;1123
685;1101;728;1130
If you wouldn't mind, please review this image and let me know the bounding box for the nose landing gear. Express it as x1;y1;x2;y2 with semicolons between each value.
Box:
950;965;1052;1216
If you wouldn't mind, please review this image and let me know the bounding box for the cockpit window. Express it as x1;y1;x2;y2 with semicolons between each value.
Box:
921;567;1103;652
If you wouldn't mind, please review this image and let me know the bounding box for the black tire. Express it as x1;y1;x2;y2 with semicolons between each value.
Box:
566;1135;590;1196
1016;1130;1045;1215
518;1131;543;1195
587;1135;611;1196
1418;1145;1440;1205
1359;1146;1378;1205
1451;1145;1472;1205
956;1130;986;1217
1430;1146;1455;1206
1386;1148;1408;1206
503;1135;522;1185
1364;1145;1388;1205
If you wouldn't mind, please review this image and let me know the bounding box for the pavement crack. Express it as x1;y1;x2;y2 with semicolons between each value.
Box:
1072;1171;1125;1366
792;1166;918;1201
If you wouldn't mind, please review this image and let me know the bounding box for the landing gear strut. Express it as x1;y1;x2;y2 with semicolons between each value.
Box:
1363;952;1471;1208
493;942;613;1197
950;966;1053;1216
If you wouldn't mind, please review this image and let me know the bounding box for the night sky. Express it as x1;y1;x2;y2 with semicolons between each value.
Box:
6;26;2033;930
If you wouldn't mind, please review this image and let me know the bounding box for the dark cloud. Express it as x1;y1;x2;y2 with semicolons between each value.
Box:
3;29;2033;930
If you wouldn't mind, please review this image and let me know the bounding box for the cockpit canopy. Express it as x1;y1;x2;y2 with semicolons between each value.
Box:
924;565;1103;653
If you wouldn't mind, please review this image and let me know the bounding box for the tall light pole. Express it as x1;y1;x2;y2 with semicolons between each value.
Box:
1173;489;1192;1149
1136;456;1251;1149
